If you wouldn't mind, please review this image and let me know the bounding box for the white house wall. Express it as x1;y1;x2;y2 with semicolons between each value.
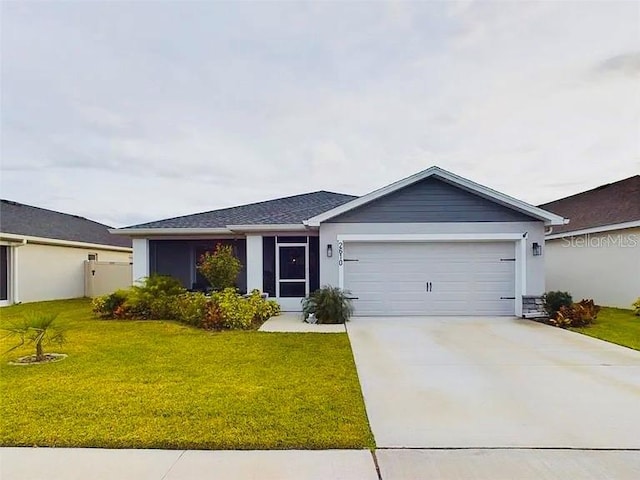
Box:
319;222;546;296
545;227;640;308
17;243;131;303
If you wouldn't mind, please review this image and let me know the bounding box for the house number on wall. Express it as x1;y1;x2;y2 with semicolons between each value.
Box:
338;241;344;266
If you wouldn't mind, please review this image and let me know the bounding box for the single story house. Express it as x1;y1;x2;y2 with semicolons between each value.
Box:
0;200;133;306
112;166;566;316
539;175;639;309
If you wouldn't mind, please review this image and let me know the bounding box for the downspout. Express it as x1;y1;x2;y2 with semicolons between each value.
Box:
545;226;553;235
11;239;27;304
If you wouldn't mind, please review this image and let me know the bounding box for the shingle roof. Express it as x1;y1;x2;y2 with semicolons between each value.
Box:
126;191;358;229
539;175;640;234
0;200;132;248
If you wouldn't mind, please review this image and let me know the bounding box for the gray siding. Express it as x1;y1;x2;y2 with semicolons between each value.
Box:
328;177;536;223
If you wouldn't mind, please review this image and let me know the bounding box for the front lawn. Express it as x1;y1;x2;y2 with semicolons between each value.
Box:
0;299;374;449
571;306;640;351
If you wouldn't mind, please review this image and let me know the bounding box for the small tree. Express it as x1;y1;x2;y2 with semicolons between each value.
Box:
3;312;66;362
197;244;242;291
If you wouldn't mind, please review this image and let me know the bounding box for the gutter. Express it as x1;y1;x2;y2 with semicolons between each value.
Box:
1;232;132;252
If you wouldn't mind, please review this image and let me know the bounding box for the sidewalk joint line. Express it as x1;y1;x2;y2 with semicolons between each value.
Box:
370;449;383;480
375;447;640;451
160;449;186;480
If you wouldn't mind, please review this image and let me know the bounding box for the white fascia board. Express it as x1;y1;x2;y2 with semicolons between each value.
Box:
305;166;567;226
109;227;232;236
227;224;310;232
0;232;133;252
337;233;526;242
545;220;640;240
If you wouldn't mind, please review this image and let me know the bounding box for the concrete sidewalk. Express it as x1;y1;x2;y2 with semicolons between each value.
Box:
0;448;378;480
3;447;640;479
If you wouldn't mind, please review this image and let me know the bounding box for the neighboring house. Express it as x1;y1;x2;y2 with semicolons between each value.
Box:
539;175;640;309
0;200;133;306
112;166;566;316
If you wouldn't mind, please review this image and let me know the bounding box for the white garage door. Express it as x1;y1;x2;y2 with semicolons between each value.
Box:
343;241;516;316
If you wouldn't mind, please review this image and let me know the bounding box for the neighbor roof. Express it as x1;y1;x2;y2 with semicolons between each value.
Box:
124;191;357;230
0;199;132;248
539;175;640;235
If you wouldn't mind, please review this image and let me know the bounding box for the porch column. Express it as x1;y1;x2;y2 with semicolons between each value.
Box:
245;234;263;292
132;238;149;284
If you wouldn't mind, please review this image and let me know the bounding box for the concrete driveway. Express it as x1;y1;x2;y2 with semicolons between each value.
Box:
347;316;640;449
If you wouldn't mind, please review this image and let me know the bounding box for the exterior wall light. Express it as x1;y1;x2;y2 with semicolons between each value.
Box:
532;242;542;256
326;244;333;258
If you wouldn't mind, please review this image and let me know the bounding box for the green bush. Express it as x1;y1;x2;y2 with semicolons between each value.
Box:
197;244;242;291
543;291;573;318
126;275;186;319
203;288;280;330
302;286;354;324
171;292;209;327
633;297;640;316
246;289;281;322
92;279;279;331
92;289;130;318
211;288;255;329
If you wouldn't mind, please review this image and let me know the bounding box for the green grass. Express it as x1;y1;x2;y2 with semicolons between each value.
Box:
0;299;374;449
571;306;640;351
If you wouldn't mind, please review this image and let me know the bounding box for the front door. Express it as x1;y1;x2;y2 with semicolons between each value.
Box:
276;242;308;311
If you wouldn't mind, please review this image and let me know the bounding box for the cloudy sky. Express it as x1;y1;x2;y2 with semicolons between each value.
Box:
1;1;638;227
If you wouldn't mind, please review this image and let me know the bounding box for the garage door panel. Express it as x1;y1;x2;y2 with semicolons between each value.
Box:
344;241;515;316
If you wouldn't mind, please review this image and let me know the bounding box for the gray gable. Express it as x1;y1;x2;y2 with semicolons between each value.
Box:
0;200;132;248
327;177;538;223
127;191;357;229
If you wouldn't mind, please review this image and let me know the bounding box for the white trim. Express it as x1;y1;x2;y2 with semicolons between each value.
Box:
0;232;132;252
227;224;310;232
305;166;567;226
132;238;149;283
515;237;527;316
545;220;640;239
337;233;525;242
245;234;263;292
336;232;528;316
110;227;232;236
275;240;309;311
112;224;315;236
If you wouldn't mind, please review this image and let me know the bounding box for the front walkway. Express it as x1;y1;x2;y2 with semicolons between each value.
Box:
259;314;345;333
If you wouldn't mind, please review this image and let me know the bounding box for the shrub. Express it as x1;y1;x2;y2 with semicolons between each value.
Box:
202;289;280;330
2;312;66;362
302;286;354;324
171;292;209;327
633;297;640;316
246;289;281;323
543;291;573;318
197;244;242;291
551;299;601;328
126;275;185;319
92;289;130;319
211;288;255;329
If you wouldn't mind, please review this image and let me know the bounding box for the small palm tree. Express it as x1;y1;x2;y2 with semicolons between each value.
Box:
2;312;66;362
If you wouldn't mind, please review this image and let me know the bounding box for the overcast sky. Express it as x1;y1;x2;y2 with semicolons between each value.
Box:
1;1;639;227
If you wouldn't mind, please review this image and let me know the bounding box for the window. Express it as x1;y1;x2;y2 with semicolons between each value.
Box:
88;253;98;261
